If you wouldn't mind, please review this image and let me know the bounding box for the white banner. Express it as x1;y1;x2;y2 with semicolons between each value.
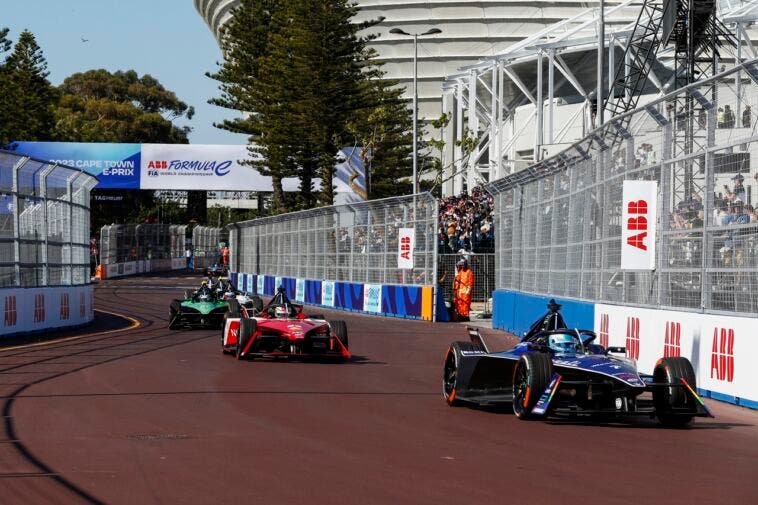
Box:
140;144;301;191
295;279;305;303
595;304;757;404
321;281;335;307
1;285;94;337
621;180;657;270
363;284;383;313
257;275;264;295
397;228;415;269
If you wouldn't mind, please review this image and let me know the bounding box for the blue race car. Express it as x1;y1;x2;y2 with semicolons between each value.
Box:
442;301;712;427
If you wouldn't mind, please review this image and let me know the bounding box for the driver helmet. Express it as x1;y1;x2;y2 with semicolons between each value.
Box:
548;333;577;354
274;306;288;318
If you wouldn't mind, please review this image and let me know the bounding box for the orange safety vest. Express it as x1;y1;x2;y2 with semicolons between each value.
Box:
453;268;474;317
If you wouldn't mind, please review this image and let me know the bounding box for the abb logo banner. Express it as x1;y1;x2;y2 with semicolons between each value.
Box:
596;304;756;405
34;294;45;323
397;228;415;269
625;316;641;360
598;313;609;348
621;180;657;270
663;321;681;357
1;286;95;337
710;328;735;383
4;296;17;327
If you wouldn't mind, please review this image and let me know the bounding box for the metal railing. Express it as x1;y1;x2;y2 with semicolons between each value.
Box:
0;150;97;287
489;60;758;315
229;193;438;286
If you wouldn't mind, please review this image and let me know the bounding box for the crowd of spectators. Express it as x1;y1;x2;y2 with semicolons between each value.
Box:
438;187;495;254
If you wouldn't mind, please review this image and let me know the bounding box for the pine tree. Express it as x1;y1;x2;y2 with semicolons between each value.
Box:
206;0;296;212
208;0;411;209
347;69;413;199
0;30;56;144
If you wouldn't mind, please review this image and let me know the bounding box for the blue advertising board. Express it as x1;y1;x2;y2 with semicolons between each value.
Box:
10;141;141;189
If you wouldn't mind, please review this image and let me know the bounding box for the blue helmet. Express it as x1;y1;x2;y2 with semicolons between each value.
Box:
548;333;578;354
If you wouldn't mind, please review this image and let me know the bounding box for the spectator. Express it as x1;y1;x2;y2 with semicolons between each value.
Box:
743;105;752;128
724;105;735;128
723;174;746;203
438;186;495;253
453;258;474;322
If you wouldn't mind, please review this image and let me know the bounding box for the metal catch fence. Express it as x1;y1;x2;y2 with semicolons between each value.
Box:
192;226;228;270
100;224;187;264
229;193;438;286
437;254;495;306
489;60;758;315
0;150;97;287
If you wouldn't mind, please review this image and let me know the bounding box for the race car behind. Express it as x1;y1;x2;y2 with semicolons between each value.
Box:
221;287;349;360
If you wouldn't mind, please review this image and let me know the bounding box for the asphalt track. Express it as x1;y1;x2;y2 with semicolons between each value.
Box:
0;273;756;504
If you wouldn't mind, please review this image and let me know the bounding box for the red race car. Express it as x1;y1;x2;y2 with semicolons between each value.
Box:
221;288;350;360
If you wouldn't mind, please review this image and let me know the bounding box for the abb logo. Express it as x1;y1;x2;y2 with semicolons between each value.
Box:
710;328;735;382
625;316;640;360
79;292;86;318
627;200;649;251
4;296;17;327
60;293;70;321
147;160;168;169
34;294;45;323
663;321;681;357
399;236;411;261
598;313;609;348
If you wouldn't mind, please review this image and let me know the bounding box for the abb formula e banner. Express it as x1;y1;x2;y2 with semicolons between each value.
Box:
595;304;757;406
397;228;415;269
10;142;364;200
621;180;657;270
140;144;300;191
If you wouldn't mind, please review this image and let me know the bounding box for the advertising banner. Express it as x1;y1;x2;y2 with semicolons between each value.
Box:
595;304;757;404
140;144;300;192
397;228;415;269
12;142;367;199
322;281;335;307
11;141;141;189
257;275;265;295
621;180;657;270
363;283;383;313
295;279;305;303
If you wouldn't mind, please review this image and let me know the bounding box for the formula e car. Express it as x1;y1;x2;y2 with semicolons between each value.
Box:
221;287;350;360
215;278;264;312
169;284;228;329
442;301;712;427
205;263;228;277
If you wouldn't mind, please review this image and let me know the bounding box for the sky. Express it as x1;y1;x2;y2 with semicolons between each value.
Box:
2;0;247;145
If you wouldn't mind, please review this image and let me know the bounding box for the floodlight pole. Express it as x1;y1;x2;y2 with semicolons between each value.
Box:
413;33;419;195
597;0;605;126
390;27;442;195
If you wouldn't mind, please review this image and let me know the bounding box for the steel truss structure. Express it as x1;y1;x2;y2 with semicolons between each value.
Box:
439;0;758;196
487;59;758;315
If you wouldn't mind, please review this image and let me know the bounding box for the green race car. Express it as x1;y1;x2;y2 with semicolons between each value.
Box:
168;286;228;329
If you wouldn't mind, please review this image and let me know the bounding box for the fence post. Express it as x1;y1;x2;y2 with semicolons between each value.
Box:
11;157;28;287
